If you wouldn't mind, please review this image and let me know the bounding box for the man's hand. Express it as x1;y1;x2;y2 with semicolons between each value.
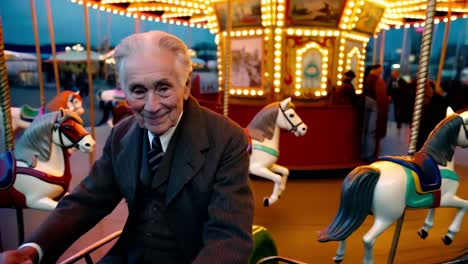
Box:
0;247;38;264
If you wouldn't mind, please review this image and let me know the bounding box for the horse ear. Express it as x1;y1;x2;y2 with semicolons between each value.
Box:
74;90;80;96
280;97;292;109
446;107;455;117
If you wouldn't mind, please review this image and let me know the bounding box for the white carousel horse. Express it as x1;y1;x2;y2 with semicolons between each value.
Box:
0;108;95;211
246;97;307;207
10;91;84;134
318;109;468;264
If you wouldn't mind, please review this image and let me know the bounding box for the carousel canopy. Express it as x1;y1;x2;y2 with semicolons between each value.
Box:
73;0;467;33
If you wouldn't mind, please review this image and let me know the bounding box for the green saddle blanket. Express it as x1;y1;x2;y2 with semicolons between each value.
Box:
20;104;43;122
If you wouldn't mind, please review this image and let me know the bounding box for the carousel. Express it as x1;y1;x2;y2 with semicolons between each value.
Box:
0;0;468;263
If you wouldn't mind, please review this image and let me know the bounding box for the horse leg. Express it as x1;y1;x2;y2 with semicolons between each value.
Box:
270;163;289;195
250;166;282;207
333;240;345;263
27;197;58;211
363;218;395;264
440;195;468;245
418;209;435;239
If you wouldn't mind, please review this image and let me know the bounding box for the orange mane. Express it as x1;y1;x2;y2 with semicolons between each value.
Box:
46;91;82;112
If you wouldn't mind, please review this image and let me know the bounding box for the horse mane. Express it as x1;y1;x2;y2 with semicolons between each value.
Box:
247;102;280;142
421;114;463;166
47;91;81;111
14;111;57;167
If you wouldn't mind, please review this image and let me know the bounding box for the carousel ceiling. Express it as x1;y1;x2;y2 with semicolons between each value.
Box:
74;0;467;34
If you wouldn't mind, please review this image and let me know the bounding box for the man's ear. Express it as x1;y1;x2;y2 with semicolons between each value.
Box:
184;72;192;100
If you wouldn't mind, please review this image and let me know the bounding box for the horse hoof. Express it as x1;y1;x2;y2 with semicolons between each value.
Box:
333;257;343;263
442;235;452;245
418;229;428;239
263;198;270;207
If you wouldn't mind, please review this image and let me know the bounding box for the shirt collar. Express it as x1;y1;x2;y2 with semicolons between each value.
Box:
147;111;183;152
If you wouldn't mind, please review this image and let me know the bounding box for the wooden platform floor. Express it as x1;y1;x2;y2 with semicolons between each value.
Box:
1;116;467;263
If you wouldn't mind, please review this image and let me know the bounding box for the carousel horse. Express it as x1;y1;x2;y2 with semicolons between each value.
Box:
246;97;307;206
10;91;84;133
318;109;468;264
0;108;95;211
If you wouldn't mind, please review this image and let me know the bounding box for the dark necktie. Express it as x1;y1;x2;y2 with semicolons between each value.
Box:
148;137;164;173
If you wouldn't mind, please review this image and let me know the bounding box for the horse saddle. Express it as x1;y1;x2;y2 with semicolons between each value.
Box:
20;104;45;122
0;151;16;189
379;152;441;193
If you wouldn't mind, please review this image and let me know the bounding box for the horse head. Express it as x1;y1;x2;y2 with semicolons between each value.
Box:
278;97;307;137
52;108;95;153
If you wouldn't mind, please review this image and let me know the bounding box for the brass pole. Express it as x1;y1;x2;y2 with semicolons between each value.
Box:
0;18;14;151
83;0;95;164
223;0;232;117
30;0;45;107
400;27;408;75
435;2;452;95
45;0;61;94
390;0;438;262
372;35;377;65
379;30;386;66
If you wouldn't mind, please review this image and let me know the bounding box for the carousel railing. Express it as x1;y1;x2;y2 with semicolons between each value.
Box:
59;230;122;264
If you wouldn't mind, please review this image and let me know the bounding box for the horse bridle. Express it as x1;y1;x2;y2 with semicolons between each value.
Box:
280;105;304;133
53;115;88;149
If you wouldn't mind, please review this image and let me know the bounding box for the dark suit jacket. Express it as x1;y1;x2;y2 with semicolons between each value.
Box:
29;96;254;263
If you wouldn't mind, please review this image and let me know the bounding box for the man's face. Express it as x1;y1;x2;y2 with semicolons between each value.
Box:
123;50;190;135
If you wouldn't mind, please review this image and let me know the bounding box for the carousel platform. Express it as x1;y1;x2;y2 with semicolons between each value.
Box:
1;85;467;263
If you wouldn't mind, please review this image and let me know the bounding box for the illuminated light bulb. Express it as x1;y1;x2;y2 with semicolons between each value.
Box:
287;29;294;35
321;83;327;89
321;91;327;96
274;88;280;93
243;89;249;95
250;90;257;96
236;89;242;95
258;90;265;96
295;84;301;89
295;70;302;75
274;80;280;86
322;70;328;75
337;81;342;86
256;29;263;35
295;91;301;96
315;91;321;96
229;89;235;95
356;90;362;94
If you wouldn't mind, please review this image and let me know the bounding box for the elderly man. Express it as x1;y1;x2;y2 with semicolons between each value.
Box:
0;31;254;264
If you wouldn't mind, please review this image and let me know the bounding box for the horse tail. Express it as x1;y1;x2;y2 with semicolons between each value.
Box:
318;166;380;242
96;101;112;126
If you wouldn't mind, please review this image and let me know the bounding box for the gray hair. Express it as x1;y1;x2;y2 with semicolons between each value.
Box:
114;31;192;89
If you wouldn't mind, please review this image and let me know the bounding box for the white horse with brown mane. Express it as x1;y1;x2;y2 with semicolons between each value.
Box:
319;109;468;263
246;98;307;206
0;108;94;211
10;91;84;134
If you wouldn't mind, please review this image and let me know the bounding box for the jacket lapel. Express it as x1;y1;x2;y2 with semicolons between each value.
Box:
165;97;209;205
115;120;144;207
